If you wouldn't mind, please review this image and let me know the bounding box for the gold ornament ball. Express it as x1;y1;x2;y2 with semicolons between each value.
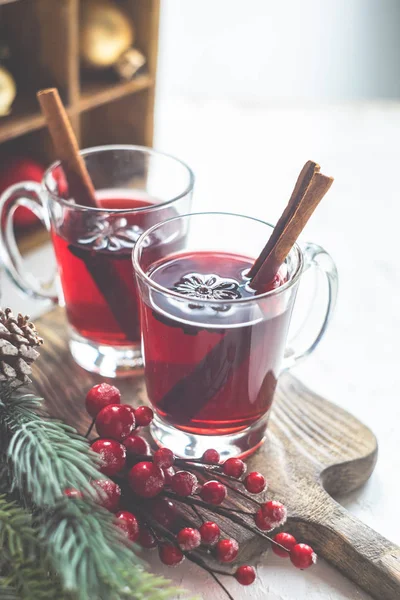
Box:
0;66;16;116
80;0;135;69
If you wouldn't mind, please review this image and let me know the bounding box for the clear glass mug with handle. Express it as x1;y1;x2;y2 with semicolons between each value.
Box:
133;212;338;459
0;145;194;377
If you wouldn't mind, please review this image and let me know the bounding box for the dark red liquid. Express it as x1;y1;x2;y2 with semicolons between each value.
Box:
52;194;155;345
141;252;293;435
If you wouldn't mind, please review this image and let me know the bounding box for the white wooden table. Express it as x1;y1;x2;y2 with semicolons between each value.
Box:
3;99;399;599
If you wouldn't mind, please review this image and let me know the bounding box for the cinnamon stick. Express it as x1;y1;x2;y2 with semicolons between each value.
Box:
37;88;97;208
250;163;333;289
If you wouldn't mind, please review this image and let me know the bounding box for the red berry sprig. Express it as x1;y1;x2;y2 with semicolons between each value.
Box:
78;383;317;599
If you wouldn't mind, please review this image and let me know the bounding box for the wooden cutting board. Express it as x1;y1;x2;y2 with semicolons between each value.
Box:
32;307;400;600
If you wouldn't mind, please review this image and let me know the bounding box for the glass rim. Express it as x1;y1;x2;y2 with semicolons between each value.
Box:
132;211;304;305
43;144;195;213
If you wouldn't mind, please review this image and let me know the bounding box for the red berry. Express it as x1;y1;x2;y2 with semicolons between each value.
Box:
200;481;227;505
244;472;266;494
177;527;201;551
115;510;139;542
150;497;177;528
201;449;220;464
96;404;135;441
272;532;297;558
124;434;150;457
158;542;184;566
163;466;175;484
154;447;174;469
138;526;157;549
92;479;121;512
222;458;246;478
134;406;154;426
129;462;165;498
199;521;220;546
85;383;121;418
290;543;316;569
254;508;274;531
260;500;287;526
91;439;126;476
170;471;197;496
63;488;83;499
235;565;256;585
216;538;239;563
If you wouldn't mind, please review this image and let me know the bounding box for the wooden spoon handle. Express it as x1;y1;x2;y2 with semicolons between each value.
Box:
290;491;400;600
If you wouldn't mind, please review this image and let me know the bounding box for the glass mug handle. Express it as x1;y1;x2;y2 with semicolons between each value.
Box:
0;182;58;302
282;241;338;370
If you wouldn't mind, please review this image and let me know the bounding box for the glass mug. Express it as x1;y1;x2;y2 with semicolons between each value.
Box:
133;212;338;458
0;145;194;377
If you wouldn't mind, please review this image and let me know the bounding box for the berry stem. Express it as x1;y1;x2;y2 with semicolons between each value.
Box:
85;418;95;438
209;571;235;600
191;503;204;524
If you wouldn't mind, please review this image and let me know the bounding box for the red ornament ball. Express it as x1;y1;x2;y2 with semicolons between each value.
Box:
96;404;135;441
129;461;165;498
222;457;246;479
177;527;201;551
158;542;184;566
272;532;297;558
170;471;198;497
91;439;126;476
200;480;227;505
260;500;287;526
235;565;256;586
85;383;121;418
92;479;121;512
216;538;239;563
201;449;220;464
124;434;150;457
154;447;174;469
134;405;154;426
138;526;157;549
150;497;177;529
115;510;139;542
63;488;83;499
290;543;316;569
244;471;266;494
199;521;220;546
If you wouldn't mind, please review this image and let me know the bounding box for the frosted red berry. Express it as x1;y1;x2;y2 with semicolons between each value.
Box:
244;471;266;494
254;507;274;531
272;532;297;558
199;521;220;546
63;488;83;499
96;404;135;441
170;471;198;496
200;480;227;505
154;447;174;469
163;466;175;484
115;510;139;542
139;526;157;548
235;565;256;585
177;527;201;551
159;542;184;566
91;439;126;476
261;500;287;526
85;383;121;418
124;434;150;457
92;479;121;512
222;458;246;479
150;497;177;528
129;461;165;498
134;405;154;426
201;449;220;464
216;538;239;563
290;543;316;569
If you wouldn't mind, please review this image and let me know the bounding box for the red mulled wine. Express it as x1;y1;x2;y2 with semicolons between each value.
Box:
52;192;156;346
141;251;292;435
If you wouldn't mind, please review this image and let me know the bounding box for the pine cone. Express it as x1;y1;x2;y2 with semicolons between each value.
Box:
0;308;43;389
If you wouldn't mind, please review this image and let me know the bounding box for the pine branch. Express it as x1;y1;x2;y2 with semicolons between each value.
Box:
0;578;18;600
